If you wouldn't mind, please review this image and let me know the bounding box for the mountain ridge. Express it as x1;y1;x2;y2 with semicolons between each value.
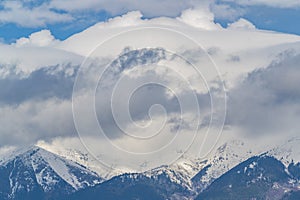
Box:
0;146;103;200
1;137;300;199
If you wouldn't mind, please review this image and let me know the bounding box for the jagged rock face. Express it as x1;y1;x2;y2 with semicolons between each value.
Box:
0;147;103;200
110;47;167;71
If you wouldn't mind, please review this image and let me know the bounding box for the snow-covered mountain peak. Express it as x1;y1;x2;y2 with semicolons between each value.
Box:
0;146;103;199
267;137;300;166
0;145;40;165
112;47;166;68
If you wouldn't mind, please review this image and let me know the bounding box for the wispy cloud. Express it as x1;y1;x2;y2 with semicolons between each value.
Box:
0;1;73;27
219;0;300;8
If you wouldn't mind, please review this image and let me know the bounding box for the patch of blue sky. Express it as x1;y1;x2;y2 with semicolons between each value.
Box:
0;10;111;43
215;5;300;35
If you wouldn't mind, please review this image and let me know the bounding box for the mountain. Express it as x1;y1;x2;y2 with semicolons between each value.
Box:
110;47;167;72
193;137;300;199
68;157;207;199
196;154;300;200
267;137;300;167
1;138;300;199
191;140;256;193
68;153;300;200
70;171;183;200
67;138;300;200
0;146;103;200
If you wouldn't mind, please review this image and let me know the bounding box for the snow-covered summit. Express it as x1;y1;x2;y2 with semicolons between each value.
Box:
0;146;103;199
268;137;300;166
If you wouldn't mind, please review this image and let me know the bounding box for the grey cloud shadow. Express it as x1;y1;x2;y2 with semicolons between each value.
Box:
226;51;300;135
0;64;78;105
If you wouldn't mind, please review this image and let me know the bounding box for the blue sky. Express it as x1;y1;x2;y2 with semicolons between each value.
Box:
216;5;300;35
0;0;299;43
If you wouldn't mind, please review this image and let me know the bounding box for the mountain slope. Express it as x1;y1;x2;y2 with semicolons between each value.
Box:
0;146;103;200
196;155;300;200
70;171;190;200
1;137;300;199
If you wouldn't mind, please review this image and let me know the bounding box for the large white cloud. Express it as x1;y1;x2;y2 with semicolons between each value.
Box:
0;10;300;171
1;11;299;141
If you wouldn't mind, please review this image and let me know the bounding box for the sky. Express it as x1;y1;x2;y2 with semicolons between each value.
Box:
0;0;300;175
0;0;300;43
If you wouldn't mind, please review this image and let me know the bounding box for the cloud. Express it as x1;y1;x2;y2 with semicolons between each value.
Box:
0;98;75;147
0;42;82;76
0;64;76;105
15;30;58;47
220;0;300;8
49;0;194;17
177;8;222;30
0;145;17;161
0;46;217;172
73;47;214;138
0;0;197;28
0;11;299;148
227;52;300;135
227;18;256;30
100;11;144;27
0;0;299;30
0;9;300;171
0;1;73;27
210;3;245;21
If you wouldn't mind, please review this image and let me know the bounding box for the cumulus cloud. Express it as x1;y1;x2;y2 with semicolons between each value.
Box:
227;18;256;30
0;0;299;30
0;0;254;29
15;30;58;47
177;8;222;30
0;0;196;27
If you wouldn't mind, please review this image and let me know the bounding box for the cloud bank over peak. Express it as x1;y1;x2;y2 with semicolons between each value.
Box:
0;8;300;171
